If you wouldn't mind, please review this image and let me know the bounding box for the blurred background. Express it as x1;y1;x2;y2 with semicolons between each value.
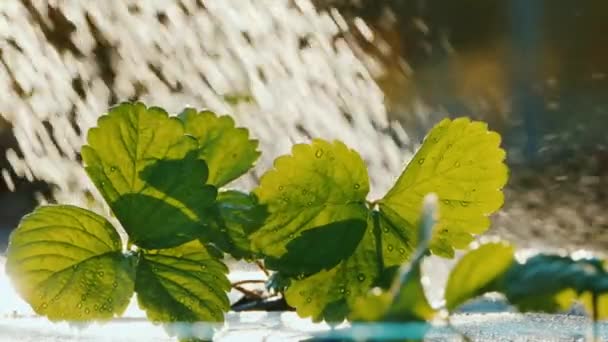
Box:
0;0;607;254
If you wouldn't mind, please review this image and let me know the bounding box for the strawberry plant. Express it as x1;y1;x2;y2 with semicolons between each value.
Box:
4;101;514;340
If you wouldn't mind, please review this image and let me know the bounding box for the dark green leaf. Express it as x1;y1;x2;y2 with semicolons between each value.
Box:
200;191;267;259
499;255;606;313
180;108;260;187
6;205;135;321
265;219;367;276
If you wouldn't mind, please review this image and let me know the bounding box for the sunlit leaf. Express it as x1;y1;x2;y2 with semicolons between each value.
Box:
350;255;434;324
81;102;217;249
251;139;369;273
444;241;514;311
180;108;260;187
352;201;437;323
6;205;135;321
135;240;230;339
379;118;508;258
283;221;379;323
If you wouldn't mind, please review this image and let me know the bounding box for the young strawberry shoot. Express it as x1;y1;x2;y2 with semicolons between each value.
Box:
5;102;515;341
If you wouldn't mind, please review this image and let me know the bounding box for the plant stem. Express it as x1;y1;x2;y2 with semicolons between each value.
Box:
231;279;266;287
592;292;599;342
232;285;263;300
255;260;270;276
447;317;473;342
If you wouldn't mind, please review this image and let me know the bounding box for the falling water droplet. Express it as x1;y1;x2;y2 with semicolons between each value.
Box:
418;158;425;165
306;297;312;303
339;287;345;294
77;303;83;309
85;308;90;314
279;185;284;191
454;161;461;168
110;166;117;172
382;226;389;233
357;274;365;282
112;282;118;288
41;303;48;309
398;248;406;254
315;149;324;158
354;183;360;190
387;245;394;252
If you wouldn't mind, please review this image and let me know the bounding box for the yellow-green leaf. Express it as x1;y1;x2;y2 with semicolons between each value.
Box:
380;118;508;258
445;241;515;311
81;102;217;249
283;220;379;322
251;139;369;273
6;205;135;322
180;108;260;187
135;240;230;339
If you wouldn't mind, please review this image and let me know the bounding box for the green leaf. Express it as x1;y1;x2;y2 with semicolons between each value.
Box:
351;250;434;323
252;139;370;272
180;108;260;187
81;102;217;249
135;240;230;339
6;205;135;321
352;201;437;323
283;218;379;322
265;219;367;276
499;255;607;313
201;191;267;260
379;118;508;258
444;241;515;311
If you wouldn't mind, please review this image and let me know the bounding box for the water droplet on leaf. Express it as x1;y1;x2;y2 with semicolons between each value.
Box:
315;149;324;158
418;158;425;165
306;297;312;303
354;183;360;190
387;245;394;252
357;274;365;282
